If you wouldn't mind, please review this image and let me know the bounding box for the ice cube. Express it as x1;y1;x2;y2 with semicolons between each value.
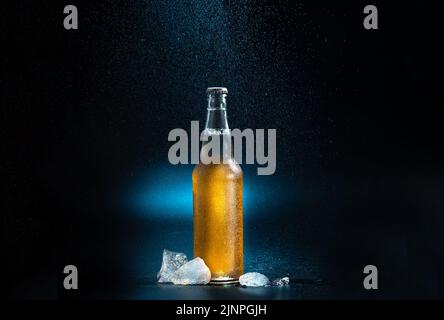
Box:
170;257;211;285
271;276;290;286
157;249;188;283
239;272;269;287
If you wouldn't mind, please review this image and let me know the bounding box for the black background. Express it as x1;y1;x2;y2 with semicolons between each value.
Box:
1;0;443;299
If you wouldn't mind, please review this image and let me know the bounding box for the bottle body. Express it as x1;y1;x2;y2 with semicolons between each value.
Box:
193;160;243;283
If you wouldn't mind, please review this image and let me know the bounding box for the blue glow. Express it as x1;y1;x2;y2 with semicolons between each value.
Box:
122;165;296;220
123;166;192;218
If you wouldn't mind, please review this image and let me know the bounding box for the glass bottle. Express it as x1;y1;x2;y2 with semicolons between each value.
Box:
192;87;243;284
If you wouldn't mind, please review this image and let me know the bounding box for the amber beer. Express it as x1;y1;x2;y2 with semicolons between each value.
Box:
193;87;243;284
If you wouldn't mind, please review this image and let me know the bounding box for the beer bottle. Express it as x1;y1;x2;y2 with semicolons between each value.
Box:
192;87;243;284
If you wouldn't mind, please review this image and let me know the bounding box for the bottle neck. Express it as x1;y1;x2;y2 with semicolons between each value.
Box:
201;92;232;163
205;93;229;132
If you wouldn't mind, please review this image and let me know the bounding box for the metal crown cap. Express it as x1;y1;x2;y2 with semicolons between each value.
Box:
206;87;228;95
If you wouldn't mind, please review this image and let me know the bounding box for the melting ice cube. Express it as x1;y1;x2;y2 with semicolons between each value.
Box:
239;272;269;287
157;249;188;283
271;276;290;286
170;257;211;285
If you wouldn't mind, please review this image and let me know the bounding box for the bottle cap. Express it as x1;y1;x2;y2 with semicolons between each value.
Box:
206;87;228;95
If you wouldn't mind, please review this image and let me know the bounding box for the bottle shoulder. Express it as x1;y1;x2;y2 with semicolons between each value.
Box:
192;161;242;180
